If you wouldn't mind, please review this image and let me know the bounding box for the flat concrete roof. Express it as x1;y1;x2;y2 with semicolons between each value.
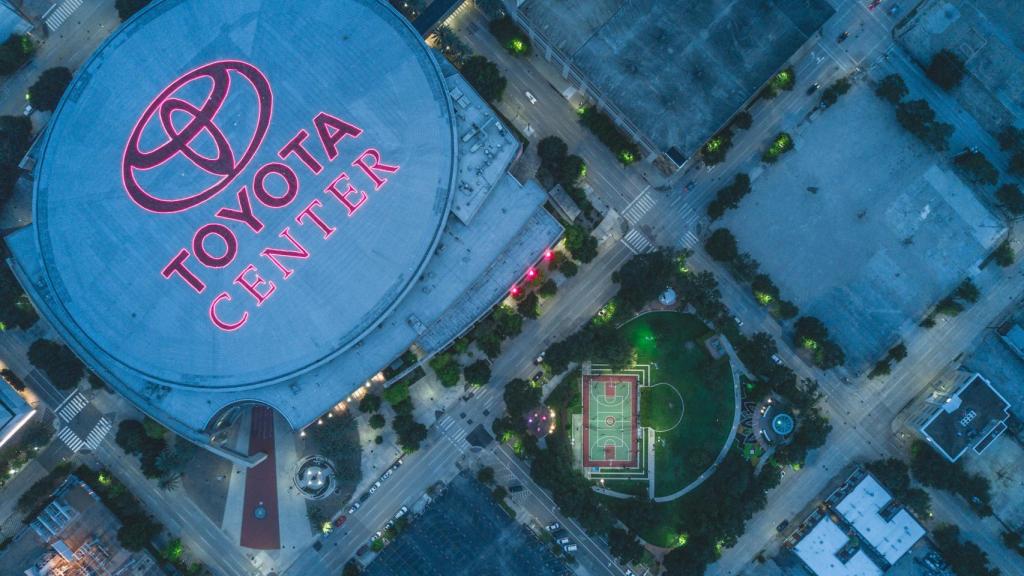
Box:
0;379;33;448
519;0;834;154
921;373;1010;462
28;0;457;389
794;517;882;576
835;475;925;565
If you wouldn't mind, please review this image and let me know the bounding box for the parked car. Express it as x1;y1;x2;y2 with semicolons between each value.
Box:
546;522;561;532
382;469;393;480
685;180;696;191
733;316;744;328
334;515;347;528
356;545;369;556
535;351;546;365
837;31;849;43
347;501;361;514
771;354;784;366
509;485;524;493
525;91;537;104
776;520;790;533
22;104;32;116
563;544;578;553
625;570;637;576
556;537;571;545
395;505;409;519
868;0;882;10
531;371;544;384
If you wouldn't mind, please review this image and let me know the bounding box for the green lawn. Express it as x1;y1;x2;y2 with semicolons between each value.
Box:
621;312;735;497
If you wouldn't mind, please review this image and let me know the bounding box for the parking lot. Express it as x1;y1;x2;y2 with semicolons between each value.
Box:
364;473;569;576
722;84;1003;370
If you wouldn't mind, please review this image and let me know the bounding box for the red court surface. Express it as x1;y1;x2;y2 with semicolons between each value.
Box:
240;406;280;549
582;374;639;468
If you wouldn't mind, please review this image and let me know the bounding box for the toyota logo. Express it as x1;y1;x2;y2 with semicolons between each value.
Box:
122;60;273;214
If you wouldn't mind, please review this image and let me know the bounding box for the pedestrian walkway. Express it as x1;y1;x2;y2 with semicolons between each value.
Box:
57;425;85;452
44;0;83;32
621;228;654;254
437;415;471;453
83;417;111;451
621;191;656;225
55;389;88;422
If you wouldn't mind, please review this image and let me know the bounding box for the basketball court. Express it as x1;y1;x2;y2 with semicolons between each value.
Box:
582;373;639;468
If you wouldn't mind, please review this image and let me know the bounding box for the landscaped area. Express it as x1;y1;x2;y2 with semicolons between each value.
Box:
624;313;736;497
578;312;736;499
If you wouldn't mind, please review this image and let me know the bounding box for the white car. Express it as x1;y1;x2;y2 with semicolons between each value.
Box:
563;544;578;553
525;90;537;104
546;522;560;532
733;316;744;328
382;470;393;480
556;537;571;545
347;501;361;514
771;354;784;366
394;506;408;519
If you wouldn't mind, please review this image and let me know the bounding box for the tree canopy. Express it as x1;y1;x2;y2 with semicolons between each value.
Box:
612;250;675;314
564;224;598;263
28;339;83;390
115;0;151;21
28;67;73;112
875;73;908;103
460;56;506;102
704;228;738;262
926;49;965;91
895;99;953;151
0;34;33;76
996;183;1024;215
464;359;491;386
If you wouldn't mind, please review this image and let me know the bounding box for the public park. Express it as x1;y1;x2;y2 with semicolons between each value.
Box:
573;312;738;502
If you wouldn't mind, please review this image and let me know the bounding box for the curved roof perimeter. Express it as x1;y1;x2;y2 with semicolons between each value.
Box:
32;0;457;390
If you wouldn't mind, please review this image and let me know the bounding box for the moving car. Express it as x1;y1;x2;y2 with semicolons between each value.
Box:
525;91;537;104
684;180;696;191
805;82;820;95
868;0;882;10
837;31;849;43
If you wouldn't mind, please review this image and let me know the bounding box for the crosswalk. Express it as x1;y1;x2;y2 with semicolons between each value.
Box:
55;390;88;423
437;414;471;453
621;228;654;254
622;192;656;225
58;425;85;452
44;0;83;32
84;417;112;451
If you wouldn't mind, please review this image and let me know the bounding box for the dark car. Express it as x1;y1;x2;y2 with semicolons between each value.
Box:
837;31;849;43
334;515;347;528
532;371;544;384
805;83;820;95
776;520;790;533
356;544;369;556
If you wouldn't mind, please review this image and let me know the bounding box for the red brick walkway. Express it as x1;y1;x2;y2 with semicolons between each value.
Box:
240;406;280;549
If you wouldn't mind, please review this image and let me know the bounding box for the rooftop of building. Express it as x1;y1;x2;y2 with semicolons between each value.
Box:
920;373;1011;462
794;516;882;576
517;0;835;155
26;0;457;390
0;378;33;447
834;475;926;565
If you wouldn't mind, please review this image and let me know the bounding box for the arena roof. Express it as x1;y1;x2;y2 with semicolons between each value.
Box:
29;0;457;389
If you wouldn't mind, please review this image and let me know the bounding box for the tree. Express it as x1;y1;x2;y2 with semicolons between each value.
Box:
875;73;908;103
28;67;73;112
612;250;674;313
997;126;1024;152
538;279;558;297
0;262;37;331
1011;151;1024;178
564;224;597;263
0;34;33;76
343;560;363;576
537;136;568;163
996;183;1024;214
705;228;738;262
889;343;908;361
911;440;992;515
358;394;381;414
368;414;386;429
477;466;495;484
382;382;410;406
701;129;733;166
732;110;752;130
428;353;461;387
707;173;751;220
464;359;491;386
155;443;195;477
117;516;162;551
663;533;717;576
28;339;84;390
896;99;953;151
115;0;151;21
488;16;531;56
0;114;34;207
503;378;542;421
392;414;427;452
953;150;998;185
460;56;506;102
926;49;965;91
607;528;644;564
561;259;579;277
954;278;980;303
678;271;727;323
820;77;852;107
933;525;1000;576
517;292;539;319
994;239;1014;267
